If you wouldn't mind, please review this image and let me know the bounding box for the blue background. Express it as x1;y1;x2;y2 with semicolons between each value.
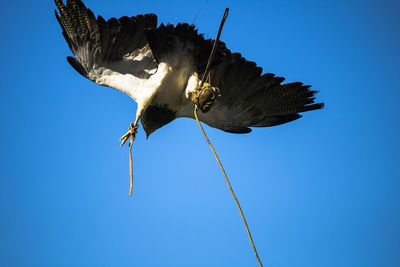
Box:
1;0;399;266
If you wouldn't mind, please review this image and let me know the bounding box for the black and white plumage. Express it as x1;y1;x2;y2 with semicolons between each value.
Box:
54;0;323;137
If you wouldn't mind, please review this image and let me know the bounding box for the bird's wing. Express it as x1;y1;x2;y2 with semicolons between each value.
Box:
144;23;230;73
179;53;324;133
140;23;323;135
54;0;158;101
137;23;231;136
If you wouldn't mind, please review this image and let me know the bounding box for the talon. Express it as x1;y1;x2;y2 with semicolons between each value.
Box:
120;122;139;148
119;121;140;197
191;83;220;113
120;132;130;141
120;135;129;148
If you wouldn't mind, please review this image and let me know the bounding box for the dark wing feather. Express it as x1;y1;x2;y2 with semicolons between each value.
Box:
182;53;324;133
54;0;158;84
145;23;230;72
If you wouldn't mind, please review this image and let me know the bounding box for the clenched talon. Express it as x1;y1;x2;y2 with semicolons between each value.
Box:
192;83;220;113
120;122;139;148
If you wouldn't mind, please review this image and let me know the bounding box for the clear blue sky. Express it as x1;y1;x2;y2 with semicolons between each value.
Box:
1;0;399;266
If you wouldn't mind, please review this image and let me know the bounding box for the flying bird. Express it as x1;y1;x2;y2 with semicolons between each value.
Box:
54;0;323;139
55;2;323;264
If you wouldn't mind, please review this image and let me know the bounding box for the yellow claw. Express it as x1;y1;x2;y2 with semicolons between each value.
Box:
119;122;139;197
120;123;139;148
120;136;129;148
120;131;131;141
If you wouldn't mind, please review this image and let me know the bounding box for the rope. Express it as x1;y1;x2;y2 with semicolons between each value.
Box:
129;137;133;196
194;106;263;267
119;7;264;265
199;8;229;89
120;123;138;196
193;8;263;266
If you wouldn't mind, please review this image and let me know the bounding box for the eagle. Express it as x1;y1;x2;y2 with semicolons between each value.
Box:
54;0;323;139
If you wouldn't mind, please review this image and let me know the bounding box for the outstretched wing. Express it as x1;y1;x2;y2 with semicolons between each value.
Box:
179;53;324;133
144;23;230;73
140;23;323;134
137;23;231;136
54;0;158;101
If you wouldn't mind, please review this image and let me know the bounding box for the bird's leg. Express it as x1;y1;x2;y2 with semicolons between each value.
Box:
120;106;147;196
120;116;140;197
191;72;220;113
120;117;140;148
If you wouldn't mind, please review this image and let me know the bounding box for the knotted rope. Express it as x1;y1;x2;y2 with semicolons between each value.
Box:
120;123;138;196
119;7;263;266
193;8;263;267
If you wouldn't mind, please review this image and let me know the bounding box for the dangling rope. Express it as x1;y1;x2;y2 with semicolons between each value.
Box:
194;8;263;267
194;106;263;267
120;123;138;196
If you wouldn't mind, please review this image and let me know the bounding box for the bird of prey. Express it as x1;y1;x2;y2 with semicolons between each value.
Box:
54;0;323;140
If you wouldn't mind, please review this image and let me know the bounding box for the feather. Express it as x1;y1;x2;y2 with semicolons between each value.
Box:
55;0;323;136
